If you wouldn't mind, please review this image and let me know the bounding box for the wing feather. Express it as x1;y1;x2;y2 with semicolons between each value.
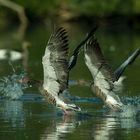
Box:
42;27;69;97
114;48;140;81
84;35;115;92
84;35;123;110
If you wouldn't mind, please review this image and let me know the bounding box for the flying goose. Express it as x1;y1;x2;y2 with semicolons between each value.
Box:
33;27;97;114
14;27;95;107
84;35;140;111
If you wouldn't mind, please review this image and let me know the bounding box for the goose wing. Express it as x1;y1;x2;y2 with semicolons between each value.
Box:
114;48;140;81
84;35;122;110
68;26;97;70
84;35;115;90
42;27;69;97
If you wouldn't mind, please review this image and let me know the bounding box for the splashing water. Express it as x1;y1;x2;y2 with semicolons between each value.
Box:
122;105;138;117
0;71;28;99
0;64;139;119
108;96;140;118
63;90;140;118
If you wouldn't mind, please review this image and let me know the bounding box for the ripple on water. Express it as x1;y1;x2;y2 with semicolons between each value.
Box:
0;74;140;120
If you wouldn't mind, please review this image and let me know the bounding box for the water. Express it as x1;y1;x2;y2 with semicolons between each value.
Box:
0;22;140;140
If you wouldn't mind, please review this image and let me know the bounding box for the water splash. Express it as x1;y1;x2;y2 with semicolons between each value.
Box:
63;91;140;118
124;104;139;118
0;71;28;99
0;68;139;119
105;96;140;118
121;96;140;105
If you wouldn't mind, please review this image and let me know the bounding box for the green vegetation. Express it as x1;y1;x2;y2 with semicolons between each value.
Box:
0;0;140;22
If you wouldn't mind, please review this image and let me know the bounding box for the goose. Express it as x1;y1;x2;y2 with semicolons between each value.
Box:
84;34;140;111
0;49;22;61
0;41;30;61
40;27;99;114
19;27;97;114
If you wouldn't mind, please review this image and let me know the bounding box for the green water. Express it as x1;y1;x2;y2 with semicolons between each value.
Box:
0;22;140;140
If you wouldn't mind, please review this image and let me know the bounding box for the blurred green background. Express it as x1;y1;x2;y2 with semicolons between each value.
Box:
0;0;140;96
0;1;140;140
0;0;140;26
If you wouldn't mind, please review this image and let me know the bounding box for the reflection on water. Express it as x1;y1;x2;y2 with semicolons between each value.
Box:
40;116;80;140
0;94;140;139
93;117;117;140
0;100;25;128
0;22;140;140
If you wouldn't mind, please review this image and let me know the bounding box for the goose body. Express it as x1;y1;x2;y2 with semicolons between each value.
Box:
84;34;140;111
17;27;96;114
40;26;98;114
41;27;81;114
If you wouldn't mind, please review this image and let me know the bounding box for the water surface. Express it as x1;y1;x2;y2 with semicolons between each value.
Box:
0;22;140;140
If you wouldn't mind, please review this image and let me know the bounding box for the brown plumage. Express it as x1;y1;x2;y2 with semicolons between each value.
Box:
43;27;69;95
42;27;81;113
84;35;123;111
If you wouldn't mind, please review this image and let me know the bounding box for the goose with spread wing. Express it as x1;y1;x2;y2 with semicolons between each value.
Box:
40;27;97;114
18;27;97;114
41;27;80;114
84;35;140;111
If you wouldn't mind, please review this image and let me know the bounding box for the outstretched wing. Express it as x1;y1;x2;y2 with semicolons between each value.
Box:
114;48;140;81
84;35;115;90
68;26;97;70
84;35;122;110
42;27;69;96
